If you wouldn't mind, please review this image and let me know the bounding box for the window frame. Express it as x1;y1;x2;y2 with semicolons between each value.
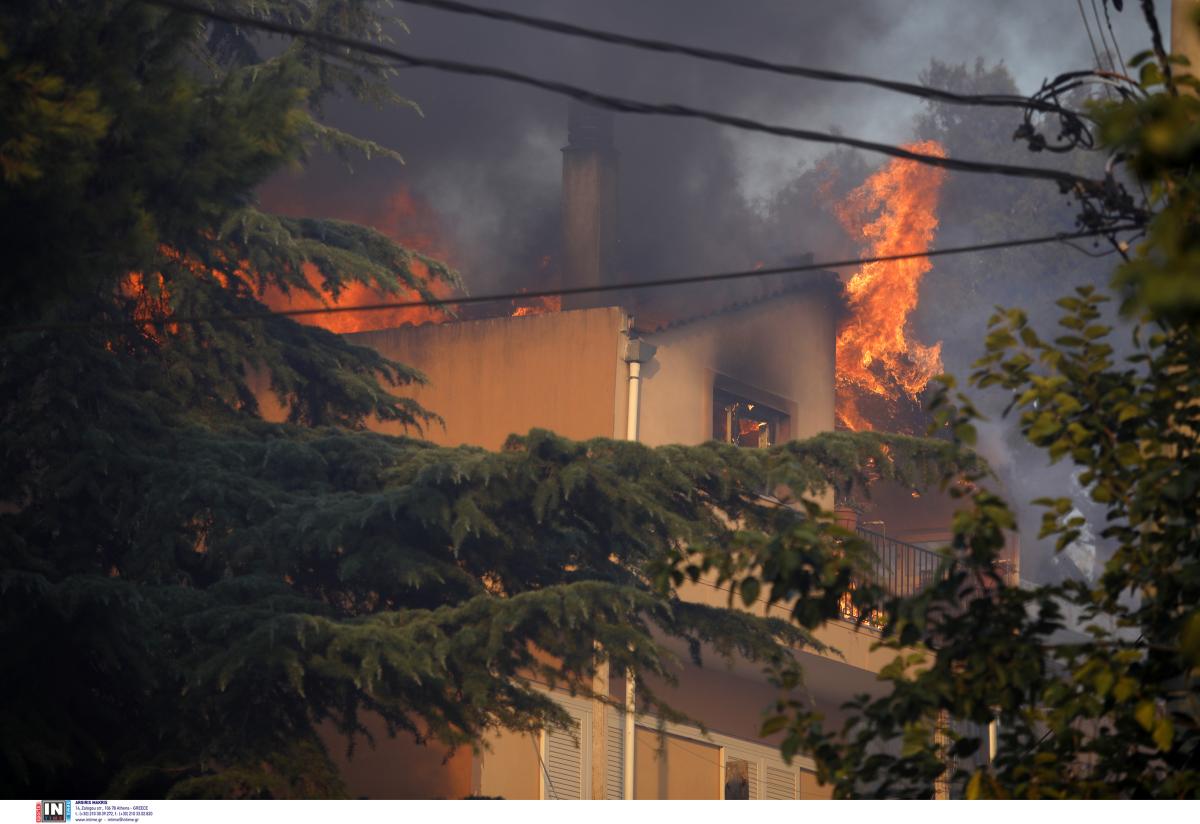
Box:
709;374;794;449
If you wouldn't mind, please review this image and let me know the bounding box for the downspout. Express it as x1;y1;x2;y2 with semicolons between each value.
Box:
623;664;636;801
622;335;656;798
624;338;655;441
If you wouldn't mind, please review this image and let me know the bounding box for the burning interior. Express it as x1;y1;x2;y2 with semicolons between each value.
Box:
713;388;786;448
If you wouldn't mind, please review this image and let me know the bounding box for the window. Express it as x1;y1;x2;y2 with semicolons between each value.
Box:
541;702;591;799
724;758;752;800
713;388;786;448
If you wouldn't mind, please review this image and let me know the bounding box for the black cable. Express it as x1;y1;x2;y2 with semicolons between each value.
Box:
531;732;560;800
3;226;1141;334
1103;0;1129;72
396;0;1077;117
1077;0;1108;72
141;0;1099;192
1060;238;1121;258
1090;0;1119;73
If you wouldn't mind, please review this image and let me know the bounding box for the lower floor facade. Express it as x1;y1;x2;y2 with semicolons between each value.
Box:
476;690;832;800
319;646;869;800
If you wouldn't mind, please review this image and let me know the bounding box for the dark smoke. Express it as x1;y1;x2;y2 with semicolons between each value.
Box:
261;1;1144;289
257;0;1151;583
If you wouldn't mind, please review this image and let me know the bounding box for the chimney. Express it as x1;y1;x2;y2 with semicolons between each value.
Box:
561;101;618;310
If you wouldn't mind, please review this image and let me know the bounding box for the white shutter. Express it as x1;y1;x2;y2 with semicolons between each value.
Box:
544;720;583;799
746;760;760;800
605;708;625;799
764;765;797;800
542;703;591;800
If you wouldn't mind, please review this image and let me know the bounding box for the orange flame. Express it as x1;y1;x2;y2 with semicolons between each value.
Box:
260;186;456;334
510;254;561;317
266;261;453;334
835;140;946;430
120;245;235;340
511;292;561;317
120;270;174;340
739;418;767;437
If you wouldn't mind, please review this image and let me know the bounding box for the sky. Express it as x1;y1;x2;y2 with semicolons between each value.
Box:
261;0;1151;293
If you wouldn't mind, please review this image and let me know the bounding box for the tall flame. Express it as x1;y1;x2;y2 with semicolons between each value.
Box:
260;186;455;334
835;140;947;430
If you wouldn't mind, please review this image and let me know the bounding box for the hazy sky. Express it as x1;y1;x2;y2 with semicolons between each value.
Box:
378;0;1150;188
264;1;1152;293
262;2;1152;290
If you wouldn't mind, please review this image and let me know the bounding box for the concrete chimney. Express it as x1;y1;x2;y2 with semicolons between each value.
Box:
561;101;618;310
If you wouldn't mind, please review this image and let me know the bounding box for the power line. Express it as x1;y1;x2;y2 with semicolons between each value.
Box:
142;0;1099;192
4;226;1140;334
396;0;1076;117
1076;0;1108;73
1101;0;1129;73
1090;0;1119;73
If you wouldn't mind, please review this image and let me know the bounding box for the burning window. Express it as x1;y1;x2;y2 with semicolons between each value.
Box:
713;388;786;448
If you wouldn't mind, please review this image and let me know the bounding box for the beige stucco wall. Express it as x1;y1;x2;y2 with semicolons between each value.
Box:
478;728;542;800
316;715;473;799
346;306;627;449
634;728;721;799
800;771;835;799
637;289;837;448
638;656;787;746
642;607;891;740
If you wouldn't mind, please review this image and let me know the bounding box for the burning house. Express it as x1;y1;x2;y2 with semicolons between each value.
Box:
254;102;1014;799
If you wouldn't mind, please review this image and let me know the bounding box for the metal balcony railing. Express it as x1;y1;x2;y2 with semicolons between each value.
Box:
838;527;944;628
856;527;943;598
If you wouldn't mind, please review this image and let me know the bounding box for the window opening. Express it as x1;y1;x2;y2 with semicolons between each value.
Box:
713;388;785;448
724;758;751;799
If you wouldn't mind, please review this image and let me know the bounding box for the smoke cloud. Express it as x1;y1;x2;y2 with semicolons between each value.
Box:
258;0;1151;582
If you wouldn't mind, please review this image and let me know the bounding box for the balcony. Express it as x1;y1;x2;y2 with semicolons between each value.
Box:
839;527;943;628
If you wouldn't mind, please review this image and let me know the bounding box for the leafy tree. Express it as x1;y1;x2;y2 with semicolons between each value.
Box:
681;6;1200;798
909;57;1116;378
907;58;1128;584
0;0;967;798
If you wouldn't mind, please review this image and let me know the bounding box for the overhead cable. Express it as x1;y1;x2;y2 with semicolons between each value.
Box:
1089;0;1119;73
142;0;1100;191
5;226;1140;334
1076;0;1109;72
397;0;1077;117
1101;0;1129;72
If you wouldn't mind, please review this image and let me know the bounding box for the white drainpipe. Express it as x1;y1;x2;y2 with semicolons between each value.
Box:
623;669;636;800
624;338;655;441
622;336;656;798
625;360;642;441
